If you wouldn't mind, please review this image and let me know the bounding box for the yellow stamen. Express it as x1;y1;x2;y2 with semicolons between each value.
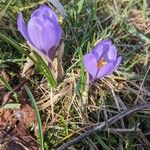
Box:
97;57;107;68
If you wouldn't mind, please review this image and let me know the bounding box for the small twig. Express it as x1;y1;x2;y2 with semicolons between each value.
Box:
105;127;140;133
57;102;150;150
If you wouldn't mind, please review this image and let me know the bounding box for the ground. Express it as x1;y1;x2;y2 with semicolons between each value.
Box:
0;0;150;150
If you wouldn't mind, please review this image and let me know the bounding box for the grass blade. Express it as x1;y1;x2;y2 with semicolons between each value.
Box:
24;85;44;150
0;75;18;102
1;103;20;109
77;0;84;13
79;49;85;92
48;0;67;19
94;134;111;150
33;51;57;88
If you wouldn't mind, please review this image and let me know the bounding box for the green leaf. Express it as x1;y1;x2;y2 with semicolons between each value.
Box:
74;76;82;94
0;75;18;102
1;103;20;109
24;85;44;150
79;49;85;92
33;51;57;88
77;0;84;13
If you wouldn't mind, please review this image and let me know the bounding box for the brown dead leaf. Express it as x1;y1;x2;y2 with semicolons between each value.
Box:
0;109;16;130
14;104;36;128
0;103;39;150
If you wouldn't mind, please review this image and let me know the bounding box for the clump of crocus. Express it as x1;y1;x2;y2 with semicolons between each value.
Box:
17;5;61;60
83;40;122;81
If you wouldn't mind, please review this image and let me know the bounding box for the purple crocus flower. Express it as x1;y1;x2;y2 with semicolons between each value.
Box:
83;40;122;81
17;5;61;60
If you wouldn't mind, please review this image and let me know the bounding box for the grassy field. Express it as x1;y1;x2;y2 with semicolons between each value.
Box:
0;0;150;150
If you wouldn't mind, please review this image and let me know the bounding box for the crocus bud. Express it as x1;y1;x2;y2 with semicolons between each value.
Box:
17;5;61;60
83;40;122;81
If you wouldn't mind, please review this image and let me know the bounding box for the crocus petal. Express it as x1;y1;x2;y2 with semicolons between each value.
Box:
83;53;98;79
31;5;58;22
44;14;61;47
96;63;112;78
17;12;31;42
105;45;117;61
42;14;61;53
106;56;122;75
100;40;112;51
91;40;112;61
42;22;56;53
99;39;112;45
27;17;46;53
112;56;122;71
47;21;61;59
92;45;104;61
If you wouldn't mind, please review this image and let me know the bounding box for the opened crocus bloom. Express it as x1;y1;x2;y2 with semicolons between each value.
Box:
17;5;61;60
83;40;122;81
